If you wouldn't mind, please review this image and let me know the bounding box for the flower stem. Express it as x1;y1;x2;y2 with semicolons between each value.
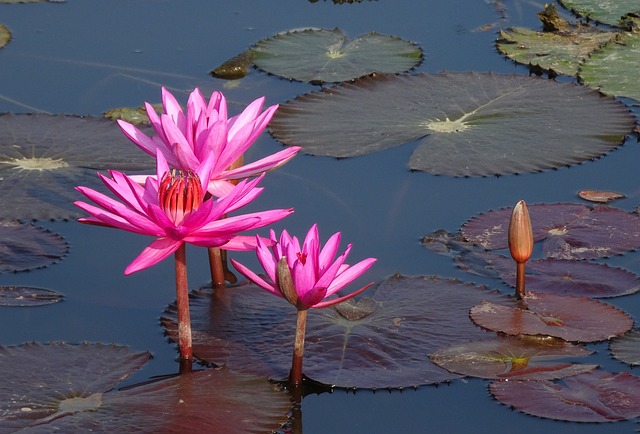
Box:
290;308;308;387
515;261;526;299
208;247;226;289
175;243;193;360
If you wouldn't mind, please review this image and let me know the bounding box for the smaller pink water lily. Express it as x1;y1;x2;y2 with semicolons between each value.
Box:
75;150;293;275
231;224;377;309
118;87;301;197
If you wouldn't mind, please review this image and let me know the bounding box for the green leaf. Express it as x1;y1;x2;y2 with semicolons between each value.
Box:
559;0;640;27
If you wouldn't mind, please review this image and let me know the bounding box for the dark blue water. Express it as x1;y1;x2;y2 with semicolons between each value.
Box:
1;1;639;432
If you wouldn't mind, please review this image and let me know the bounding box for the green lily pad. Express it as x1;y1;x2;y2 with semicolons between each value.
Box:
270;72;634;176
210;50;255;80
610;330;640;366
0;220;68;273
0;24;10;49
490;370;640;422
251;28;422;84
162;274;510;389
0;114;155;221
578;31;640;101
104;104;163;125
0;286;64;306
430;334;596;380
558;0;640;26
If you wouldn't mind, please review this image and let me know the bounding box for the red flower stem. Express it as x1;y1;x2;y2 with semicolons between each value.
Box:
515;261;526;299
175;243;193;360
290;308;308;387
208;247;226;289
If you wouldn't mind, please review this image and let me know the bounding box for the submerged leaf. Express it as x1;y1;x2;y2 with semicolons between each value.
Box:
610;330;640;366
490;370;640;422
270;72;634;176
0;114;155;221
430;334;596;380
162;274;510;389
0;220;68;273
0;286;64;306
470;292;633;342
251;28;422;84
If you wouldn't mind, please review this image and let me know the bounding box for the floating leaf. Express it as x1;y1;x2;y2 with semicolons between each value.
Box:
558;0;640;26
0;23;10;49
0;286;64;306
0;343;289;433
470;292;633;342
103;104;163;125
270;72;634;176
0;220;68;273
430;334;596;380
578;189;625;203
421;229;474;258
579;31;640;101
162;274;510;389
610;330;640;366
251;28;422;84
490;370;640;422
0;114;155;221
462;203;640;259
210;50;255;80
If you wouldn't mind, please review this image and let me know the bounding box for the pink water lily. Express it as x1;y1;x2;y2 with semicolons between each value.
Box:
231;224;377;309
75;150;293;275
117;87;300;196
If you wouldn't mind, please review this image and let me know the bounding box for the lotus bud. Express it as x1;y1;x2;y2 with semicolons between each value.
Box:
276;257;300;307
508;200;533;264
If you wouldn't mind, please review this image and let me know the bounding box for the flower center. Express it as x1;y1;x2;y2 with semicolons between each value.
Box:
158;169;204;225
296;252;307;265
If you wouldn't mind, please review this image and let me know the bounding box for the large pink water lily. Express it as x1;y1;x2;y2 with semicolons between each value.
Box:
117;87;300;197
231;225;377;309
75;151;293;275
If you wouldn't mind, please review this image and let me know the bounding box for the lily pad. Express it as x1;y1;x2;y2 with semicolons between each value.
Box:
0;286;64;306
103;104;163;125
461;203;640;259
251;28;422;84
579;31;640;102
610;330;640;366
0;342;290;433
269;72;634;176
558;0;640;26
210;50;255;80
0;114;155;221
162;274;510;389
0;24;10;49
578;189;625;203
0;220;68;273
470;292;634;342
430;334;596;380
490;370;640;422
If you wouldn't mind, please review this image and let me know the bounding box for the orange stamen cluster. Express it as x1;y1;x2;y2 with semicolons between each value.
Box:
158;169;204;224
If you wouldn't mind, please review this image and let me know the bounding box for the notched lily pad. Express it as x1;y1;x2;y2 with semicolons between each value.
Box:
490;370;640;422
470;292;633;342
0;286;64;306
0;220;68;273
162;274;510;389
0;113;155;221
251;28;422;83
610;330;640;366
270;72;634;176
430;334;596;380
0;24;11;49
558;0;640;27
462;203;640;259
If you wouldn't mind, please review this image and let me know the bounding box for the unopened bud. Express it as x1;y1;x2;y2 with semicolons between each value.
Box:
508;200;533;263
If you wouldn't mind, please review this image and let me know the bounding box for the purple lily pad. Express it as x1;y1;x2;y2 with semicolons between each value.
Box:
0;220;68;273
0;114;155;221
0;286;64;306
470;292;633;342
430;334;596;380
162;274;511;389
0;342;290;433
270;72;634;176
490;370;640;422
610;330;640;366
461;203;640;259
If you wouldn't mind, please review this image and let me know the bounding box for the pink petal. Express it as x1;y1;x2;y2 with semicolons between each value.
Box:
325;257;377;296
313;282;375;309
117;120;160;158
124;237;183;275
299;286;328;309
221;147;300;180
318;232;342;273
161;87;187;131
230;258;282;297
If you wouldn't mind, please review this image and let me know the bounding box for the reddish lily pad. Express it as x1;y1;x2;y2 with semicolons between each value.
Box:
0;286;64;306
578;189;625;203
430;334;596;380
0;114;155;221
490;370;640;422
0;220;68;273
0;342;290;433
269;72;634;177
162;274;510;389
462;203;640;259
610;330;640;366
470;292;633;342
